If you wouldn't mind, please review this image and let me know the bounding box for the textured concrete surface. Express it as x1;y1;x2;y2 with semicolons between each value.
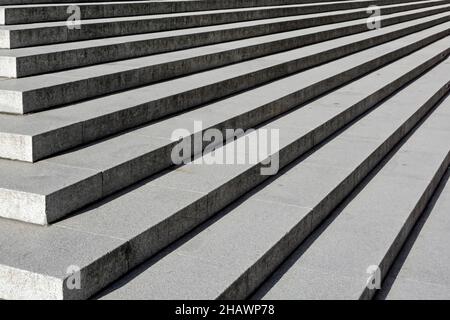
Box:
0;0;449;300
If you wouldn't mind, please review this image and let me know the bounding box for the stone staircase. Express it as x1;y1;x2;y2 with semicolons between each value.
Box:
0;0;448;300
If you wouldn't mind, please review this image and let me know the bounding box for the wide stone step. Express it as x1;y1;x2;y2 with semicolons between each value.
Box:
2;3;447;78
1;11;447;163
97;52;450;300
0;24;447;226
0;0;416;25
377;168;450;299
0;38;447;300
254;71;450;300
1;9;448;116
0;0;443;48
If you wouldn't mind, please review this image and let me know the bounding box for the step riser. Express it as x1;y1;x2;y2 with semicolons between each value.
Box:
220;78;450;300
2;0;443;48
6;5;449;78
0;0;421;25
4;15;447;164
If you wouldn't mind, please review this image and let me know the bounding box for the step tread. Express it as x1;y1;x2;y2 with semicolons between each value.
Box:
0;40;447;299
97;56;450;300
